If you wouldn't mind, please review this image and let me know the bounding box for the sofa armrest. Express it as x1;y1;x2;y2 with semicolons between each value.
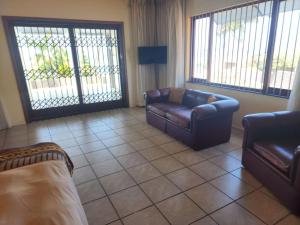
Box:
192;99;239;120
211;99;240;113
144;90;161;105
192;104;218;120
144;88;170;105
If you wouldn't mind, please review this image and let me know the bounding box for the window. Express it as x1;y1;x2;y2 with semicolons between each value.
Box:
190;0;300;98
4;17;128;121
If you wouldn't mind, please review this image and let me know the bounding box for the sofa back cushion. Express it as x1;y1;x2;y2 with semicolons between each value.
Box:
207;95;218;104
159;88;171;102
169;88;186;104
182;90;212;108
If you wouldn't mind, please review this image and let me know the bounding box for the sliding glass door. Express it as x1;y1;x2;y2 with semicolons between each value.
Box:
74;28;122;104
14;26;80;110
4;18;128;121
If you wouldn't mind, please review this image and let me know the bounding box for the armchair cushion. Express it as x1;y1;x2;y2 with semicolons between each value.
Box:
147;103;186;117
166;109;192;128
253;138;299;175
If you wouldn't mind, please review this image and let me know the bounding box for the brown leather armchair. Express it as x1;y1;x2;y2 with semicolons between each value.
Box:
242;111;300;214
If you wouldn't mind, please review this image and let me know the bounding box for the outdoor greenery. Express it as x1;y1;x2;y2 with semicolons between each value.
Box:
219;21;245;37
25;34;93;80
26;35;73;79
254;54;300;72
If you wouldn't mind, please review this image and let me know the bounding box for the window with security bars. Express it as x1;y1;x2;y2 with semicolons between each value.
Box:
190;0;300;98
11;23;124;111
4;17;128;121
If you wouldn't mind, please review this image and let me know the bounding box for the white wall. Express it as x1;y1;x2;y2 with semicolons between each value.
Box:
186;83;288;129
0;0;136;127
186;0;254;16
185;0;289;129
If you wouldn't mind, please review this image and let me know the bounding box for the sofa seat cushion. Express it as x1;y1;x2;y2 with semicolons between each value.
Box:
166;109;192;128
253;138;299;175
147;103;187;117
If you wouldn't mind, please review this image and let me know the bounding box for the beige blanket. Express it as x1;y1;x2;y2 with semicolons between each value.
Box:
0;160;88;225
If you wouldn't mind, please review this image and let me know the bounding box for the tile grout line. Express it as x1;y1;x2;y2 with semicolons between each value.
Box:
77;115;160;225
89;130;173;225
72;119;127;224
3;109;288;225
78;147;270;225
76;147;237;224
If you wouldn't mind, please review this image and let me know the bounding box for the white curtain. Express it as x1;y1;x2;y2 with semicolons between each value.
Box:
156;0;185;88
130;0;185;106
0;99;7;130
288;59;300;111
130;0;157;106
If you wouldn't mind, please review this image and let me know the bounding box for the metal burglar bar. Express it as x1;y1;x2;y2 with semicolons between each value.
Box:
5;18;127;121
14;26;80;110
267;0;300;97
191;0;300;98
74;28;122;104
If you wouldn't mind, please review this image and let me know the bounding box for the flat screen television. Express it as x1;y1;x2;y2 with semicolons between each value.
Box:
138;46;167;64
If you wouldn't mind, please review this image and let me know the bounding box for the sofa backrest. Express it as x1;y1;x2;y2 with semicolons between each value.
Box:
156;87;237;109
182;89;235;108
182;89;210;108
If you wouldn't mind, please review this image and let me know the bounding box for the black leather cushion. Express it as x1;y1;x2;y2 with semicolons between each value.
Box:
147;103;187;117
183;92;208;108
166;109;192;128
159;88;171;102
253;138;299;175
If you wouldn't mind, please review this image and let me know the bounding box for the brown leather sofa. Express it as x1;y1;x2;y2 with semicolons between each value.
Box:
242;111;300;214
145;88;239;150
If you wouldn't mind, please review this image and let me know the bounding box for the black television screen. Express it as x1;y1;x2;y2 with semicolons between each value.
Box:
138;46;167;64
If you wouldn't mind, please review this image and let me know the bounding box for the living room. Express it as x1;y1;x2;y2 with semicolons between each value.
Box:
0;0;299;224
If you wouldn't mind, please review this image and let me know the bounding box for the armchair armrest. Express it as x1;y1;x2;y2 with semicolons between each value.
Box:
243;111;300;131
242;113;276;131
242;111;300;149
144;88;170;105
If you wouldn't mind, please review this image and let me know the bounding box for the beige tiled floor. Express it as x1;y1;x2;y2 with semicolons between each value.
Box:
1;107;299;225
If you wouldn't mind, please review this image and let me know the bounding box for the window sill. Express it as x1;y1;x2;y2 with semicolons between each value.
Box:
186;80;290;99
